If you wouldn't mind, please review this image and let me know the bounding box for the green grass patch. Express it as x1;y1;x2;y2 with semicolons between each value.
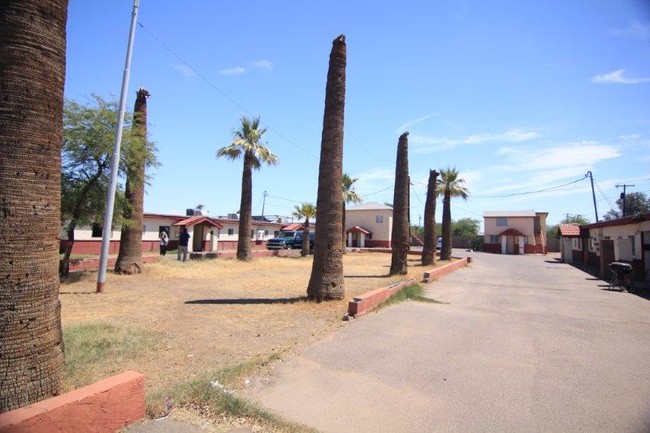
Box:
147;352;314;432
380;283;446;308
62;322;159;391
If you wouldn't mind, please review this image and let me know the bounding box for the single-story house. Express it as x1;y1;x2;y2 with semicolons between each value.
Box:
556;224;581;263
574;213;650;281
60;212;286;255
345;202;393;248
483;210;548;254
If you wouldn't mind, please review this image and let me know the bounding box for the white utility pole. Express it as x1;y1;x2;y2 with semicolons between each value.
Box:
96;0;141;293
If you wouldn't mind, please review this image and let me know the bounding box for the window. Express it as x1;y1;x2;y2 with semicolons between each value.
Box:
376;215;384;224
91;223;103;238
265;230;269;236
228;228;234;236
143;225;147;233
489;235;499;243
496;217;507;227
630;235;636;256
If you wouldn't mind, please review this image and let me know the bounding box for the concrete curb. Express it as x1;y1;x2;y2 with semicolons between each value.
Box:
0;371;145;433
422;256;471;283
347;279;417;318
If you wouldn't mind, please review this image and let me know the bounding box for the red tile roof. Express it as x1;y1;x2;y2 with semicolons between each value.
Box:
557;224;580;237
346;225;372;235
172;216;223;229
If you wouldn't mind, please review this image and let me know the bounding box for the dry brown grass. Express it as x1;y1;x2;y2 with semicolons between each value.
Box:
59;252;444;421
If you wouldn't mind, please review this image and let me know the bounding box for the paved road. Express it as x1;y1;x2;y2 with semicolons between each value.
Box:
250;251;650;432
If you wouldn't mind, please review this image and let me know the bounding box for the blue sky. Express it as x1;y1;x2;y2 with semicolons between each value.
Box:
65;0;650;228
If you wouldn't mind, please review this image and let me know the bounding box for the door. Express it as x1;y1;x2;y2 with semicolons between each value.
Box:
643;231;650;281
193;226;204;252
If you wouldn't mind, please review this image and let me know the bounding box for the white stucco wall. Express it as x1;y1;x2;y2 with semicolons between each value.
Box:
346;208;393;242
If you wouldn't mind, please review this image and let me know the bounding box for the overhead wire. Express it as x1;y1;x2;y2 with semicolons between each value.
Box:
136;21;318;159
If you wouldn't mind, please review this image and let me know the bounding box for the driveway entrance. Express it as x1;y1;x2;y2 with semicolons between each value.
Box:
251;252;650;432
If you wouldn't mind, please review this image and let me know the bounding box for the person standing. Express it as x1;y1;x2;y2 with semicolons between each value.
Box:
159;230;169;256
178;227;190;262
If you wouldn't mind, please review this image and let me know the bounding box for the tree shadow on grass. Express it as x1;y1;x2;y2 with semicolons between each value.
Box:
185;296;308;305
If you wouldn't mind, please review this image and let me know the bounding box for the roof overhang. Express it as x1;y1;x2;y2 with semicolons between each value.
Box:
498;228;525;237
346;225;372;235
173;216;223;229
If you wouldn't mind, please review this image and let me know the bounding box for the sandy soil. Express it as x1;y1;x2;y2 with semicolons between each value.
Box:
59;251;436;395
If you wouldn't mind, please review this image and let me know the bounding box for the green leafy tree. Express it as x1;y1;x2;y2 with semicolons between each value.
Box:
603;192;649;220
60;96;127;276
342;172;362;248
0;0;68;412
217;116;278;261
437;167;469;260
293;203;317;257
452;218;480;238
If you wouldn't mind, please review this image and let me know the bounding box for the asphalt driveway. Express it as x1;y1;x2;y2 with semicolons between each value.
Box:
251;251;650;432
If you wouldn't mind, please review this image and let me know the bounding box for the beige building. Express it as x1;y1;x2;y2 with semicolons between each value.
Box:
483;210;548;254
345;202;393;248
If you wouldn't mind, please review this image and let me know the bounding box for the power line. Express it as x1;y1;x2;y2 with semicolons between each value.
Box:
471;176;587;198
362;185;393;198
137;21;318;159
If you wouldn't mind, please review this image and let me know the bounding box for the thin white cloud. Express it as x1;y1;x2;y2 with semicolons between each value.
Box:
609;21;650;39
251;59;272;69
592;69;650;84
411;128;539;153
396;113;435;134
171;63;196;78
219;66;247;76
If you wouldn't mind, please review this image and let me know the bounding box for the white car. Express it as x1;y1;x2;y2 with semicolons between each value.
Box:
437;237;442;250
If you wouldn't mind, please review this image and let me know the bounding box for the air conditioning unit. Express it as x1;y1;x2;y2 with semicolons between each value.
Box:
227;213;239;220
186;209;195;216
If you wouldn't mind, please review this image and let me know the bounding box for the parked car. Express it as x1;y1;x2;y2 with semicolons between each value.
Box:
266;231;315;250
437;237;442;250
266;231;300;250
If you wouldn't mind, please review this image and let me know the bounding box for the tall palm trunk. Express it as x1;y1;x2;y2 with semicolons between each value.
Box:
115;88;149;274
307;35;347;301
301;218;310;257
441;189;452;260
421;169;439;266
390;132;410;275
237;151;254;260
0;0;67;412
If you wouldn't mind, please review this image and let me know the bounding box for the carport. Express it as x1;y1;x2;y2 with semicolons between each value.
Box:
498;228;525;254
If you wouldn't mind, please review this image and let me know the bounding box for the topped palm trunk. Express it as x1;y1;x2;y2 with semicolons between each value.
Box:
390;132;410;275
421;169;439;266
115;88;150;274
307;35;347;301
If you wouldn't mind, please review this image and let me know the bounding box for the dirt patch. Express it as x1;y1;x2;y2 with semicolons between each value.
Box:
59;252;443;395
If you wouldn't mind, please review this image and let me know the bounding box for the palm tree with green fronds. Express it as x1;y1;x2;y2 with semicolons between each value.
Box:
293;203;317;257
437;167;469;260
342;173;362;249
217;116;278;261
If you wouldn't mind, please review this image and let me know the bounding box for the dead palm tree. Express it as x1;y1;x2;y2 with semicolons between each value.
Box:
217;116;278;261
307;35;347;301
437;167;469;260
293;203;316;257
390;132;410;275
0;0;68;412
115;88;150;274
421;169;440;266
342;172;362;249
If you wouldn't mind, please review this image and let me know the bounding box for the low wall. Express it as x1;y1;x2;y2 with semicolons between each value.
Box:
348;279;416;318
422;256;470;283
0;371;145;433
66;255;159;273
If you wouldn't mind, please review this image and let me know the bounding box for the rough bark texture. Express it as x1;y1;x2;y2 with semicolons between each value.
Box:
390;132;410;275
115;88;149;274
301;219;310;257
421;169;439;266
441;188;452;260
0;0;68;412
307;35;346;301
237;151;254;261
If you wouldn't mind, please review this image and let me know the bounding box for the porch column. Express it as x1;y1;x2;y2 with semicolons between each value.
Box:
519;236;524;255
360;233;365;248
347;232;352;247
501;236;507;254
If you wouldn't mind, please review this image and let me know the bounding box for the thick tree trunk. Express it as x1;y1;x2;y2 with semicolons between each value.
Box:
421;169;439;266
441;190;452;260
0;0;67;412
115;88;149;274
307;35;346;301
237;151;254;261
390;132;410;275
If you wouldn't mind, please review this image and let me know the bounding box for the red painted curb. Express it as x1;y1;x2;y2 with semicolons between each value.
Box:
0;371;145;433
348;279;417;318
422;257;470;283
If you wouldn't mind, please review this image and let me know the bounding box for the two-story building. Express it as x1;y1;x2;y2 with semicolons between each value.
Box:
483;210;548;254
345;202;393;248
